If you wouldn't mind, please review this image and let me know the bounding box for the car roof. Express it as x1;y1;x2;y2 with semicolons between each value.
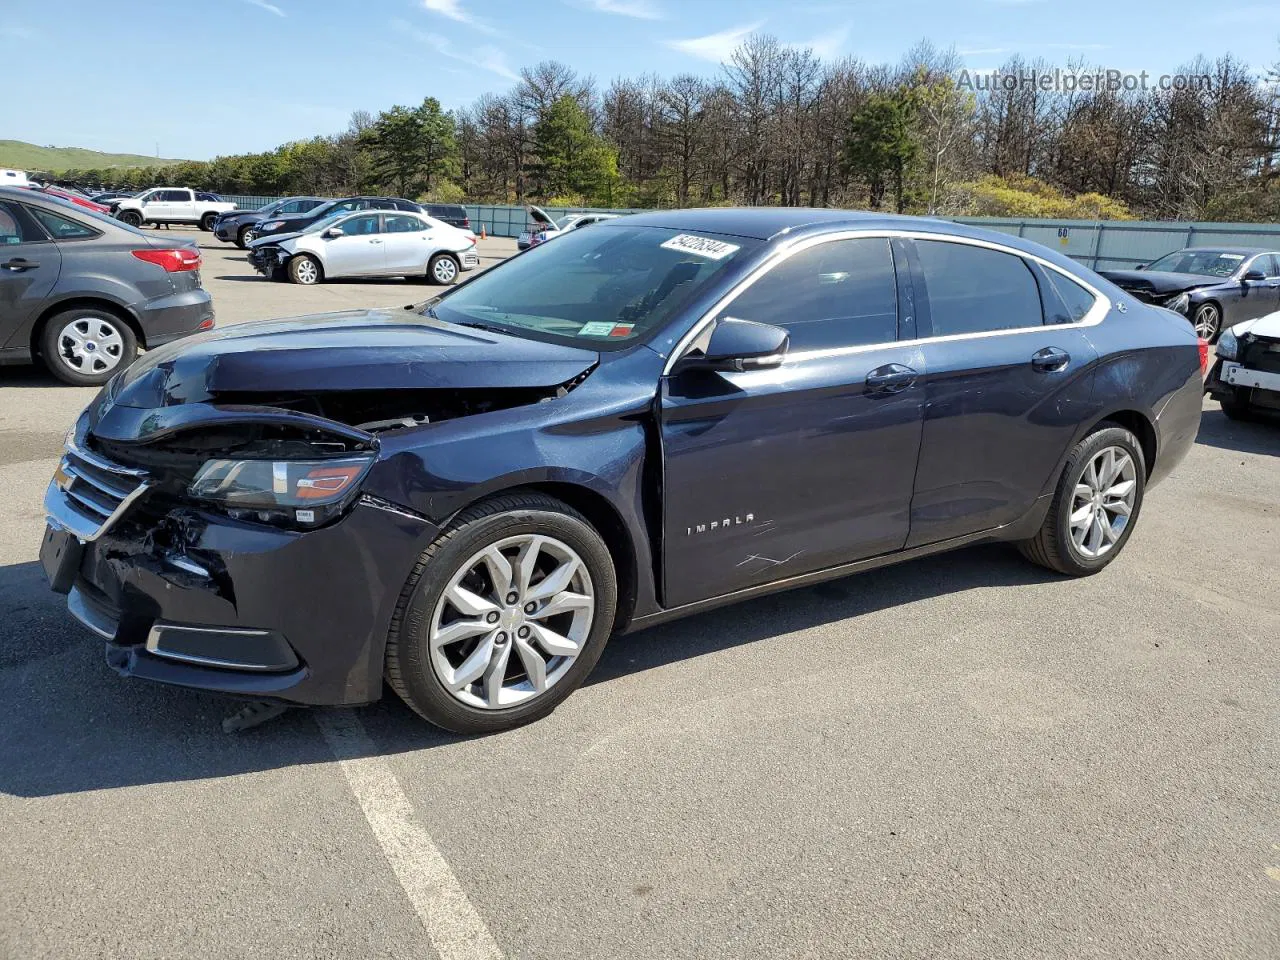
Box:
1176;246;1277;255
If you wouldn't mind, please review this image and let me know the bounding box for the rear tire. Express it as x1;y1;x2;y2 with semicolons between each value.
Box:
385;492;617;734
427;252;460;285
199;213;217;231
118;210;143;227
287;254;322;285
1018;423;1146;576
40;307;138;386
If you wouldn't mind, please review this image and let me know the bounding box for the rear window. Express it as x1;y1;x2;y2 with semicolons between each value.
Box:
29;207;98;240
430;226;760;350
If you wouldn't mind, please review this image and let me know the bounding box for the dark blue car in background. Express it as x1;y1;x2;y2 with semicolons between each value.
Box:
40;208;1204;732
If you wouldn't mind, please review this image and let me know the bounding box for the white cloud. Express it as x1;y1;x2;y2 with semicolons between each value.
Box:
793;24;849;60
243;0;285;16
395;20;518;80
420;0;497;34
580;0;663;19
666;20;765;63
0;25;37;39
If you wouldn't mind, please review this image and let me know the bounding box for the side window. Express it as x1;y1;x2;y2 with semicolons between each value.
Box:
385;214;425;234
0;202;37;244
1041;269;1099;324
279;200;302;214
718;238;899;351
28;207;97;240
1261;255;1280;279
914;240;1044;336
160;190;187;202
341;214;382;236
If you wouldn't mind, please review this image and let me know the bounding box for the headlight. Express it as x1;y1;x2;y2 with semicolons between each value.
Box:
1165;292;1190;314
188;455;373;526
1217;328;1239;361
261;220;285;231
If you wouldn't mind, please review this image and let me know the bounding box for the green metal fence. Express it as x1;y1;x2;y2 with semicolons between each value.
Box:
223;197;1280;268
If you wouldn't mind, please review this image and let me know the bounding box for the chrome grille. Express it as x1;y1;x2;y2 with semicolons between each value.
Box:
47;442;150;540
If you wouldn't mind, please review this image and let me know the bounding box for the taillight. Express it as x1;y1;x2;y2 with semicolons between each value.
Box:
462;218;470;229
132;248;202;272
1197;337;1209;376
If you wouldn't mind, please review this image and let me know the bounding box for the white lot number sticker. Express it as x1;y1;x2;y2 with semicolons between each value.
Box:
660;234;740;260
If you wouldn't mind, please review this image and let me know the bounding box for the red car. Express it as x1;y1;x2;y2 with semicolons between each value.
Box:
29;185;111;214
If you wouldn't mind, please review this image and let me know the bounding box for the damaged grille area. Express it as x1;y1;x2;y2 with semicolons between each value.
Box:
55;445;150;539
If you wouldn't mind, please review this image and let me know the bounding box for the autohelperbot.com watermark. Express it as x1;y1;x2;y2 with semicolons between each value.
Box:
956;68;1213;94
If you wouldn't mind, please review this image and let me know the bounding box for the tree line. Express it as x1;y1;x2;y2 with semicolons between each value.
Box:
46;36;1280;222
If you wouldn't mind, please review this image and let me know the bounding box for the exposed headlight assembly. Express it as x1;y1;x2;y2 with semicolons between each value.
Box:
1164;292;1190;314
188;455;374;527
1216;328;1239;361
260;220;285;231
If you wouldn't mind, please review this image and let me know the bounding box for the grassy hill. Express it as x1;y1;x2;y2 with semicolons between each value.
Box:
0;140;187;171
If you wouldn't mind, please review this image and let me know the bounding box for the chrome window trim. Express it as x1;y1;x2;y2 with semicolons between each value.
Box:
663;228;1110;375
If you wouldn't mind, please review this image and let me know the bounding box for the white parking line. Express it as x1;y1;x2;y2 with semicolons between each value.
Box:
315;709;504;960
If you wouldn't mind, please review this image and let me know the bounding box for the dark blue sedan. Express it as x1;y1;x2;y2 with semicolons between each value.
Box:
41;208;1205;732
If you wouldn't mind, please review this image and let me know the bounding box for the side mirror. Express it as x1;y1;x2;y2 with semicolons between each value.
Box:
323;227;344;238
1242;269;1266;282
690;317;789;372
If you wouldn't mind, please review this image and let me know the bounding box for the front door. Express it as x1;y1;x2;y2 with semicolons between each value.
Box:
323;213;385;277
660;236;925;608
902;237;1100;547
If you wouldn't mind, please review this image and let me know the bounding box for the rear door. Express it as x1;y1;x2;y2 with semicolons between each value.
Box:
322;212;385;277
660;235;926;607
381;213;432;274
903;237;1100;547
0;202;62;354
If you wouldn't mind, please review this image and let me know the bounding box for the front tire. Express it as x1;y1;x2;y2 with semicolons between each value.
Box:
199;213;217;231
427;252;460;285
117;210;143;227
40;308;138;386
1192;302;1221;341
237;226;256;248
1220;390;1253;421
287;254;322;285
385;492;617;734
1018;423;1146;576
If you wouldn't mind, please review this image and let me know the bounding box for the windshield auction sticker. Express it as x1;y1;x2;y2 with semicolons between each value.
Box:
577;322;618;337
660;234;740;260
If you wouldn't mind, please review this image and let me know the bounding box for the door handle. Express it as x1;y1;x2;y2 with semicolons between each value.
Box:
1031;347;1070;372
369;239;383;244
2;258;38;271
865;363;918;395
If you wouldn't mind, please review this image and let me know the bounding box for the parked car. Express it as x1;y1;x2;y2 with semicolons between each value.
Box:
517;204;559;249
1204;311;1280;420
40;208;1202;733
0;186;213;385
251;196;426;241
195;192;224;202
1;169;30;188
24;184;111;214
91;191;137;204
112;188;236;230
423;203;472;232
247;209;479;284
1100;247;1280;341
212;196;326;248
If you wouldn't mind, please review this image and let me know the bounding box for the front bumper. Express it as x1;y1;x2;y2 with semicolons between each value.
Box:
135;288;215;347
1206;358;1280;410
43;471;438;706
248;246;287;277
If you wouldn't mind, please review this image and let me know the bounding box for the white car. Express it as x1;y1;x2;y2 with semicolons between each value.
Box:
518;206;621;249
1205;310;1280;420
113;188;236;230
246;209;480;285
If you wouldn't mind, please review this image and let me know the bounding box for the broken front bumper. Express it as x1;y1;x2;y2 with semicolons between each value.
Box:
43;468;438;706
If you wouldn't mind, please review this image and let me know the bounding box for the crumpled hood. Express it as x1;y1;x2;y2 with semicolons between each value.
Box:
1228;310;1280;340
1098;269;1221;295
108;308;599;409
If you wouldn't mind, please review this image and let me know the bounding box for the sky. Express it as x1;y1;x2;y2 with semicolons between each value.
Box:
3;0;1277;161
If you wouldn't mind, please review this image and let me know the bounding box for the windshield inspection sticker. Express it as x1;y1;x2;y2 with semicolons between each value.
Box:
578;322;618;337
660;234;740;260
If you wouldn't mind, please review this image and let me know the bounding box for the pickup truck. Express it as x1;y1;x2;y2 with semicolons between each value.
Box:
113;188;236;231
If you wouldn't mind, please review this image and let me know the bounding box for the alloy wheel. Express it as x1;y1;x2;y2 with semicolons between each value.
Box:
57;317;125;376
242;229;256;245
1069;445;1137;559
1193;303;1220;340
428;534;594;710
432;256;458;283
293;258;319;284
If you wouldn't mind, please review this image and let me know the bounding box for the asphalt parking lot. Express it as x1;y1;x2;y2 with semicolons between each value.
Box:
1;229;1277;959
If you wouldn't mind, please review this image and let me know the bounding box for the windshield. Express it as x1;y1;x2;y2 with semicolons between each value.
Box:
427;225;759;349
303;210;352;233
1146;249;1247;278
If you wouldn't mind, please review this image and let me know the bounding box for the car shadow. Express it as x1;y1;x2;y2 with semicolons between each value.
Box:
0;543;1062;799
0;366;82;389
1196;407;1279;457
